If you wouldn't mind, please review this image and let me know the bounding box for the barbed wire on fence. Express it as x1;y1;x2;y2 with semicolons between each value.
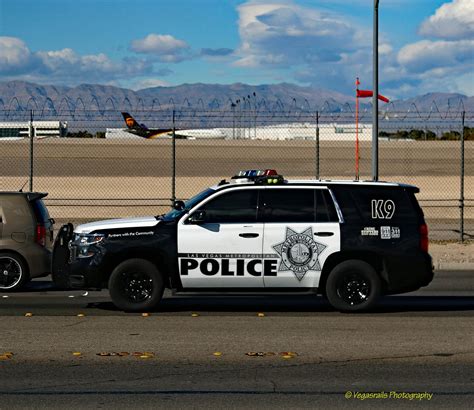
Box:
0;95;472;122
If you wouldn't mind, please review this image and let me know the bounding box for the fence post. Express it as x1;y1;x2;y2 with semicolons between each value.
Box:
460;111;465;242
316;110;320;179
29;110;34;192
172;109;176;206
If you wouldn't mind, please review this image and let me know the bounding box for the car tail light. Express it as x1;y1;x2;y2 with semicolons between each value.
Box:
36;224;46;247
420;223;429;252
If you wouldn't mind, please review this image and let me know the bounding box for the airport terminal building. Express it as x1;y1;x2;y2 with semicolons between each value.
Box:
0;121;68;139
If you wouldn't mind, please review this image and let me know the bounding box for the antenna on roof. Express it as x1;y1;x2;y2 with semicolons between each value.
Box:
19;180;28;192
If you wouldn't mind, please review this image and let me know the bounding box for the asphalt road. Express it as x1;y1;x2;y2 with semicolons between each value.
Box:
0;270;473;409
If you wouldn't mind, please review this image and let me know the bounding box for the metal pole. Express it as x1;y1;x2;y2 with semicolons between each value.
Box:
460;111;465;242
356;87;360;180
231;103;235;139
172;109;176;205
29;110;34;191
372;0;379;181
316;110;320;179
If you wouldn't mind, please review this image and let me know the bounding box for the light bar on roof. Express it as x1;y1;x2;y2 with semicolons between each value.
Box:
233;169;278;179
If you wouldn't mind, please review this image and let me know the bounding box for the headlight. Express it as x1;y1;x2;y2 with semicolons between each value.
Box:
73;233;105;258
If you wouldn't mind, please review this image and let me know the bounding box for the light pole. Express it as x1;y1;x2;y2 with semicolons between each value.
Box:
231;102;236;139
372;0;379;181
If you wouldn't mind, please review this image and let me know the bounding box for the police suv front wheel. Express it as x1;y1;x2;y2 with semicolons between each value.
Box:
108;259;164;312
325;260;382;312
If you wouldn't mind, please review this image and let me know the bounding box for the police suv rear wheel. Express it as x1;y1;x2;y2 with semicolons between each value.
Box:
325;260;381;312
108;259;164;312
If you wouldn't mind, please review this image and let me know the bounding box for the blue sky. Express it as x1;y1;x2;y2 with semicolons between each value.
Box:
0;0;472;97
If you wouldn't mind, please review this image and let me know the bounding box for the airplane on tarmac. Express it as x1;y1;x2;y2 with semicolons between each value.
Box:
118;112;226;140
121;112;175;139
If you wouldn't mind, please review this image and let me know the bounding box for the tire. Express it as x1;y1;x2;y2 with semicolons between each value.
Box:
108;259;164;312
0;252;30;291
325;260;382;312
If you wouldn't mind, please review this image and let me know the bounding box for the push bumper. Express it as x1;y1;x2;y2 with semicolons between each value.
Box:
52;223;103;290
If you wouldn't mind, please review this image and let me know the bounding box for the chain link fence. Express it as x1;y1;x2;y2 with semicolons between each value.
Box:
0;106;472;241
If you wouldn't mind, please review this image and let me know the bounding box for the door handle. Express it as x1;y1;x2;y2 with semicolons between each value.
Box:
314;231;334;237
239;233;259;238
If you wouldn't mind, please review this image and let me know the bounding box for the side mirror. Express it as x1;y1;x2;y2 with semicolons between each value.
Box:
173;200;185;211
188;210;206;224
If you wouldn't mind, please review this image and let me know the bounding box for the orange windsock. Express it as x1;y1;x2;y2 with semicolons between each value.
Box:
356;89;389;103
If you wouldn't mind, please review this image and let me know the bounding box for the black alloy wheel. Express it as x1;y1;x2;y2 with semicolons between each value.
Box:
108;259;164;312
325;260;382;312
336;273;371;306
120;271;154;303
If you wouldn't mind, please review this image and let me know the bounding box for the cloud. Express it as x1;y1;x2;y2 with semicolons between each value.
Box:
231;1;378;94
234;2;362;69
0;37;35;74
388;1;474;97
398;39;474;73
0;36;157;85
230;0;474;97
130;33;191;62
419;0;474;39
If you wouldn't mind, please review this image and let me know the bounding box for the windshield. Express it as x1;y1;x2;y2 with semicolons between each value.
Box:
162;188;215;221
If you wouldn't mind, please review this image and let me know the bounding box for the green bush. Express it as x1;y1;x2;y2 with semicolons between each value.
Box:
440;131;461;141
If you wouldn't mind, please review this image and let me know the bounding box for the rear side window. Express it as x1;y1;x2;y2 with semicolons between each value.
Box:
260;188;339;223
332;186;418;223
260;189;314;223
197;189;259;223
31;200;50;224
1;198;31;220
316;190;339;222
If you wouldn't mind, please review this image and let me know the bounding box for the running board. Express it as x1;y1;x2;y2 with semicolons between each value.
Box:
171;287;319;296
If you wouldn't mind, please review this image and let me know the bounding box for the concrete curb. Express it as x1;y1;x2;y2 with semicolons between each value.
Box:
434;261;474;271
430;243;474;271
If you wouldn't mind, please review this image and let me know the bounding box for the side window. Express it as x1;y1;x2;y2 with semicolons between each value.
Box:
261;189;315;223
316;190;339;222
196;189;259;223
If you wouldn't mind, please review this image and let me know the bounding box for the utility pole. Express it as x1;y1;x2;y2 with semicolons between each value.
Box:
372;0;380;181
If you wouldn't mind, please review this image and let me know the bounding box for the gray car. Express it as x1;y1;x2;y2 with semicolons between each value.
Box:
0;192;54;291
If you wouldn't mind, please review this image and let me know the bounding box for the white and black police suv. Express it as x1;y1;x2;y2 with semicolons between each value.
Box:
52;170;433;312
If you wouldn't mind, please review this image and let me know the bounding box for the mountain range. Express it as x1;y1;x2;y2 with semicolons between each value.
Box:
0;81;472;113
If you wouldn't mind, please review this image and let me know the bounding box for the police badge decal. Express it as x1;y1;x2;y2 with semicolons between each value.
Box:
272;227;327;281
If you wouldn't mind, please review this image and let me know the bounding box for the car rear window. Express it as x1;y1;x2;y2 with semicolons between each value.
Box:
31;200;50;224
